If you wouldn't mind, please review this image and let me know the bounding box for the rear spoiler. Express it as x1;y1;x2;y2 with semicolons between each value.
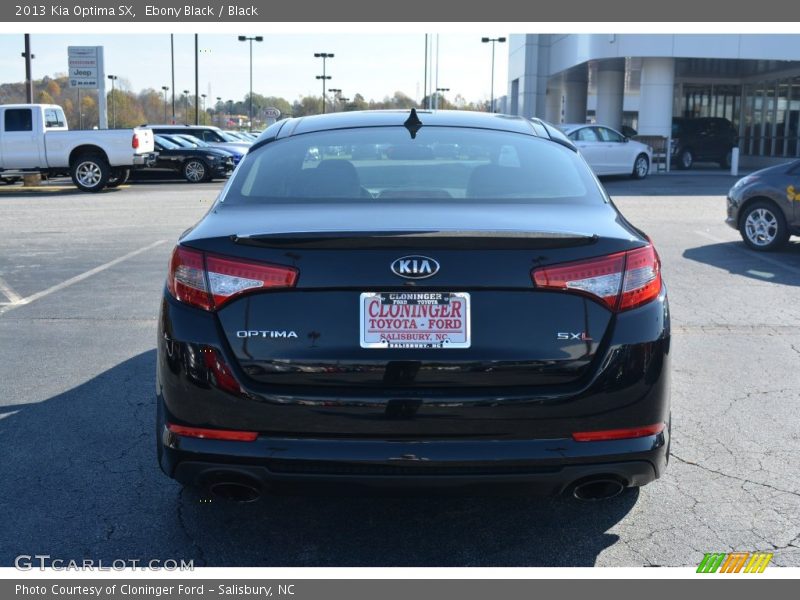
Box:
232;230;598;250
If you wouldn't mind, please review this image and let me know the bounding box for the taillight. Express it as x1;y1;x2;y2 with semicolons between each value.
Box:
572;423;665;442
132;133;140;149
166;246;298;311
532;244;661;312
205;254;298;308
619;245;661;311
167;247;211;310
167;423;258;442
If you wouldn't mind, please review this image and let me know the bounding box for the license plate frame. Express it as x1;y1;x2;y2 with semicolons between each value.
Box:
359;292;471;349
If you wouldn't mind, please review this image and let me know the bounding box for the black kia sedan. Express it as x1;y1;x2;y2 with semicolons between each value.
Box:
146;135;234;183
156;110;670;502
726;160;800;251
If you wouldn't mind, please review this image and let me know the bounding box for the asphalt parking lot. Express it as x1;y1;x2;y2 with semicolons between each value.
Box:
0;173;798;567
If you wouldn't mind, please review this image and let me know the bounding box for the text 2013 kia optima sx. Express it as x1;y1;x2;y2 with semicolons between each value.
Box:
156;110;670;502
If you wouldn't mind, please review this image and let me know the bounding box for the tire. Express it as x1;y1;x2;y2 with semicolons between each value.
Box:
106;167;130;188
739;200;790;251
182;160;207;183
1;177;21;185
719;149;733;169
631;154;650;179
677;148;693;170
71;153;110;192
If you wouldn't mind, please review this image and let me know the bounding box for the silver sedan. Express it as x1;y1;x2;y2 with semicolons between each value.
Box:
560;124;653;179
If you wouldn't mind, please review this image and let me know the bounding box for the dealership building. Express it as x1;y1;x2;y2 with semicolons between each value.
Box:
505;34;800;165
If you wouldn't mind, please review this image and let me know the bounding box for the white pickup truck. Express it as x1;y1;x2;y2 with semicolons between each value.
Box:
0;103;156;192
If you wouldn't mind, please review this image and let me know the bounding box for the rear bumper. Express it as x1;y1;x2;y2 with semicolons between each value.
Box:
156;287;671;493
158;403;668;493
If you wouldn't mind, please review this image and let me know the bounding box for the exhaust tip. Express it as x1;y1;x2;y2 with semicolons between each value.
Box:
205;473;263;503
572;478;625;501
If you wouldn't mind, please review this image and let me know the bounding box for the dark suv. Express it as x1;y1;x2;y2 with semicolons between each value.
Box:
671;117;738;170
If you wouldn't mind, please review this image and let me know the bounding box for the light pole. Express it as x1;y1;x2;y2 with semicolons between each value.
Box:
216;96;222;126
22;34;34;103
328;88;341;112
238;35;263;131
161;86;169;123
436;87;450;110
200;94;207;124
194;34;200;125
183;89;190;124
170;34;175;123
339;97;350;111
481;36;506;113
107;74;118;128
314;52;334;114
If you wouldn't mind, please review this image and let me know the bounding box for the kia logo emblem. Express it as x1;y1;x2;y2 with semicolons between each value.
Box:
390;255;440;279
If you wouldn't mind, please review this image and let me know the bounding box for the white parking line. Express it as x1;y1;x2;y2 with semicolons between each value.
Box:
694;230;800;277
0;276;22;304
0;240;167;315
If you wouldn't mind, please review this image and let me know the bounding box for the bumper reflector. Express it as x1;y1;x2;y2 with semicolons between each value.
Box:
572;423;665;442
167;423;258;442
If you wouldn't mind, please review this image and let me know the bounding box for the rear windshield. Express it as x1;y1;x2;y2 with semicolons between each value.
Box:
222;126;602;205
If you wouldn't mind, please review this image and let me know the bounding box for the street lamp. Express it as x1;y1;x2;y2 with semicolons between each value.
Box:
436;87;450;110
161;86;169;123
339;97;350;111
107;74;118;128
22;34;34;103
200;94;207;124
216;96;222;127
183;89;190;124
314;52;334;114
328;88;341;112
481;36;506;113
238;35;263;131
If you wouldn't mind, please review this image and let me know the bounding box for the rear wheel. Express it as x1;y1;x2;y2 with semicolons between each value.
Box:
106;167;130;188
631;154;649;179
182;159;207;183
677;148;693;170
739;200;789;251
71;153;110;192
1;176;21;185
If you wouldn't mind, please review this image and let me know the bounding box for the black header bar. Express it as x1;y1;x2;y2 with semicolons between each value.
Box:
2;0;799;22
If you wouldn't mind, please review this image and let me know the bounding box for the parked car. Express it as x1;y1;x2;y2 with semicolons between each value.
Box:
146;125;251;153
560;123;652;179
0;103;156;192
164;134;246;166
726;160;800;250
671;117;738;170
156;110;670;502
144;135;234;182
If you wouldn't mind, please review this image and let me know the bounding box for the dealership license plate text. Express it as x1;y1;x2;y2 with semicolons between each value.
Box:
360;292;471;349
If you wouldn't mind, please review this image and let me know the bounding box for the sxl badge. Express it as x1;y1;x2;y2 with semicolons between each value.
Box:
557;332;593;341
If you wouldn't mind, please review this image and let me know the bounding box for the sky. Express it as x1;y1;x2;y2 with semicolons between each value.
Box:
0;33;509;106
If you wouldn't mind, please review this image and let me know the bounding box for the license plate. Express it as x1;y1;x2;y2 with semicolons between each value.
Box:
360;292;471;349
